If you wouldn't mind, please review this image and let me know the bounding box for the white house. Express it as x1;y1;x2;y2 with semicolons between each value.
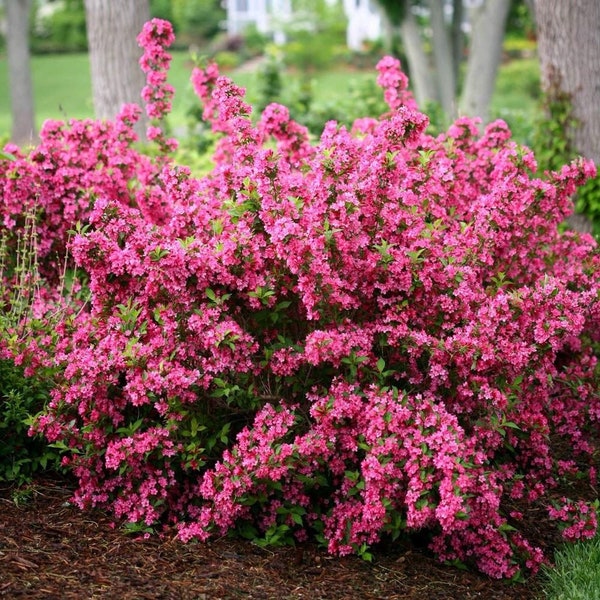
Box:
226;0;383;50
343;0;382;50
226;0;293;45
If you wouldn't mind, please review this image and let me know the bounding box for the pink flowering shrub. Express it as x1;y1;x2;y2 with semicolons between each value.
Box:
5;19;599;578
0;20;180;285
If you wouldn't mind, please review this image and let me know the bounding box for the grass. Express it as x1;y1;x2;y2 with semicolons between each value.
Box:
489;57;541;144
0;50;539;143
542;533;600;600
0;50;374;137
0;52;91;135
0;50;198;136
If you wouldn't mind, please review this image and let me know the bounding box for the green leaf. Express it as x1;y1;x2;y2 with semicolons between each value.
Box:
149;245;170;261
501;421;521;431
0;150;17;161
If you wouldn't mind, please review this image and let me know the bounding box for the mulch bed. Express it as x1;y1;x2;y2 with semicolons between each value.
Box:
0;478;545;600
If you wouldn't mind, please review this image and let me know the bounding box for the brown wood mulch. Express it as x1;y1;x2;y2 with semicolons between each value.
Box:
0;478;545;600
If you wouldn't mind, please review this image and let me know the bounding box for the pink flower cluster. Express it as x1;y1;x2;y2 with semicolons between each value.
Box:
4;20;598;579
0;20;183;285
137;19;178;153
548;498;599;541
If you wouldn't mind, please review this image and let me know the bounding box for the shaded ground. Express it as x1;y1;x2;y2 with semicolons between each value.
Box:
0;478;544;600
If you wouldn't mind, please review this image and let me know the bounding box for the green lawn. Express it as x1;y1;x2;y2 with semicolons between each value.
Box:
0;50;200;136
542;531;600;600
0;53;90;134
0;50;539;143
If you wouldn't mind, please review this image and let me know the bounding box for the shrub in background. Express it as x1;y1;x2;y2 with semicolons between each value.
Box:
291;76;391;136
30;0;88;54
282;0;347;73
170;0;225;47
2;19;599;581
241;24;271;59
254;61;392;137
256;46;284;114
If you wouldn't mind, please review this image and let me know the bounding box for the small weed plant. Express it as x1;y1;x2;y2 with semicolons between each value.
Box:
0;19;599;580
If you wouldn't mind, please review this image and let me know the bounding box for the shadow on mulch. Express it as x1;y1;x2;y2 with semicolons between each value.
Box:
0;478;544;600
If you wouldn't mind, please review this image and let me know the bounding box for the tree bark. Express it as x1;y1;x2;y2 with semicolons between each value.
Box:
451;0;464;89
399;2;437;107
534;0;600;165
459;0;511;123
428;0;456;118
84;0;150;136
6;0;36;146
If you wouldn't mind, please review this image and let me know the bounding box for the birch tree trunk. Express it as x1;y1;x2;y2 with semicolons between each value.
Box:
84;0;150;136
459;0;511;122
534;0;600;165
6;0;36;145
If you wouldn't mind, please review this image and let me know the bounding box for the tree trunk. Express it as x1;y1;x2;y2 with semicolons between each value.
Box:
399;2;437;108
451;0;464;89
6;0;36;146
534;0;600;165
428;0;456;118
459;0;511;123
380;12;396;55
84;0;150;136
524;0;536;24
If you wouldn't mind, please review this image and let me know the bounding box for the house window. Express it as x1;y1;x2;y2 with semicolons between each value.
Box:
236;0;248;11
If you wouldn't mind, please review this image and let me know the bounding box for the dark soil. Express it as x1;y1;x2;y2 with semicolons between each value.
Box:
0;478;545;600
